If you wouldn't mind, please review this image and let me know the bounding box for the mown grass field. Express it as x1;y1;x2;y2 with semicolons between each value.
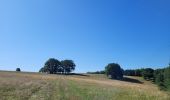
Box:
0;71;169;100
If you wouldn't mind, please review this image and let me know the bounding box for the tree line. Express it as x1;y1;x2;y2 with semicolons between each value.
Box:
124;64;170;91
87;62;170;91
123;69;143;77
39;58;76;74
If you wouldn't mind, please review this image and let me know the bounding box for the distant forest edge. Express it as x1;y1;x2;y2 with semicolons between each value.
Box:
87;64;170;91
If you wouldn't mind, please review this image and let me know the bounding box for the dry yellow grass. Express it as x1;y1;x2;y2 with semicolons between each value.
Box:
0;71;169;100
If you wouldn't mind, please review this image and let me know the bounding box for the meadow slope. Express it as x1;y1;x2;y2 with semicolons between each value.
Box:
0;71;169;100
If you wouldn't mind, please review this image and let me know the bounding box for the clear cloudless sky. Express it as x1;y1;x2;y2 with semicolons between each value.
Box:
0;0;170;73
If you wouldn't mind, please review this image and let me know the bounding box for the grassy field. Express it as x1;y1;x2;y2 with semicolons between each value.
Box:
0;71;169;100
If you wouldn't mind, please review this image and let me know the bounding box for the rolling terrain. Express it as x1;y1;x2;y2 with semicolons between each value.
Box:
0;71;169;100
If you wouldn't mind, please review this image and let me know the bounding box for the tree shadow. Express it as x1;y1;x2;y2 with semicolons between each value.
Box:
121;77;143;84
65;73;90;77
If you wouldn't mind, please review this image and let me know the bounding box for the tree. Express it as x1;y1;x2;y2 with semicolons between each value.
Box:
142;68;154;80
105;63;123;80
40;58;76;74
135;69;143;76
16;68;21;72
39;67;45;73
99;70;105;74
124;69;135;76
43;58;61;74
154;69;165;90
164;66;170;91
61;60;76;74
124;69;143;76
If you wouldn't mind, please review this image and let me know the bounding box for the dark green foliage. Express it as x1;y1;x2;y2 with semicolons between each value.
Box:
123;65;170;91
100;70;105;74
154;69;165;90
124;69;143;76
105;63;123;80
39;67;45;73
16;68;21;72
124;70;135;76
164;66;170;91
61;60;76;74
39;58;76;74
43;58;61;74
136;69;143;76
142;68;154;81
153;64;170;91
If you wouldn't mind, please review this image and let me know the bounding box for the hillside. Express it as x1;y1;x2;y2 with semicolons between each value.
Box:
0;71;169;100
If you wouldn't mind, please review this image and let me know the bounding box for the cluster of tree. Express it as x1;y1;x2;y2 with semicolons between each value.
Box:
124;69;143;76
87;70;105;74
142;68;154;80
124;64;170;91
154;66;170;91
39;58;76;74
124;68;155;80
105;63;123;80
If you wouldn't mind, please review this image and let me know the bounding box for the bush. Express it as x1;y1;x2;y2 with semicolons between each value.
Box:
16;68;21;72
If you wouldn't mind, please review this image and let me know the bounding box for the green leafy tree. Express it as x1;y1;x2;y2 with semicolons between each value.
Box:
61;60;76;74
135;69;143;76
16;68;21;72
124;69;143;76
142;68;154;80
124;70;135;76
105;63;123;80
154;68;165;90
43;58;61;74
164;66;170;91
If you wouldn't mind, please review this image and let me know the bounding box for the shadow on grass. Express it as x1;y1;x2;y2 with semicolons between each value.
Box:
55;73;90;77
68;73;90;77
121;77;143;84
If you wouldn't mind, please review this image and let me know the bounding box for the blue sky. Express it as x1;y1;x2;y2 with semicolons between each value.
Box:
0;0;170;72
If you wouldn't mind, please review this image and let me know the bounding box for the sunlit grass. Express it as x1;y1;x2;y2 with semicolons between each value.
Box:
0;71;169;100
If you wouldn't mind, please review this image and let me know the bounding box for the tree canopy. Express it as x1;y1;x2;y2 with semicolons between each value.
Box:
124;69;143;76
16;68;21;72
61;60;76;74
142;68;154;80
105;63;123;80
39;58;76;74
